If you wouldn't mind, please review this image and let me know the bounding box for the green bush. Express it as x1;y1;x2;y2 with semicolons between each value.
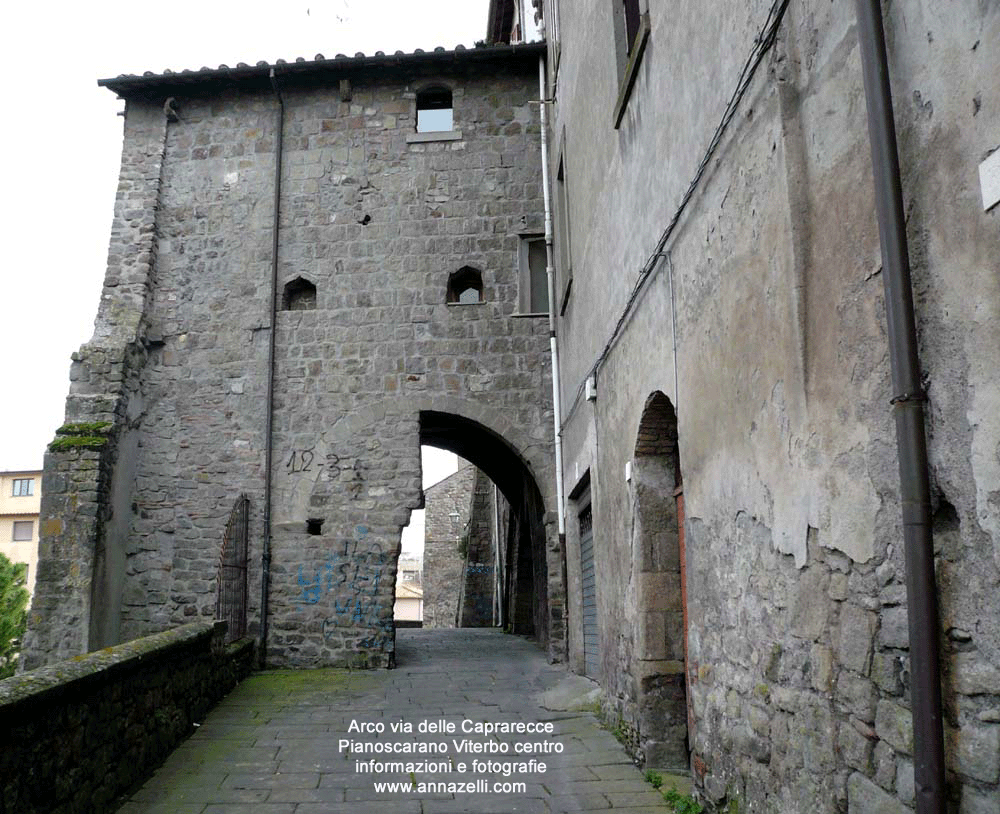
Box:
0;554;29;678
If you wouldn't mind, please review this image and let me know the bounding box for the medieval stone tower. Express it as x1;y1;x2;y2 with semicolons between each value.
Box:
23;42;562;670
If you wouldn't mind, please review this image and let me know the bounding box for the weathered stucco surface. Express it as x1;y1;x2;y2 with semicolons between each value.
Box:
549;0;999;809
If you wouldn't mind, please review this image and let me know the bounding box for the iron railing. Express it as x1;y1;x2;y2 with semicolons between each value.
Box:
216;495;250;643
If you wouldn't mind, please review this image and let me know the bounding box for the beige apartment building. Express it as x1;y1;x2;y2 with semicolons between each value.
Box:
394;555;424;625
0;470;42;600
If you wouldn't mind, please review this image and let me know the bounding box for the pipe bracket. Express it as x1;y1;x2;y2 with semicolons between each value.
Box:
890;390;927;405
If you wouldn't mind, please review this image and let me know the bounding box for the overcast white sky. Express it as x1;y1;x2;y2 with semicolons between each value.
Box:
0;1;507;469
0;0;539;548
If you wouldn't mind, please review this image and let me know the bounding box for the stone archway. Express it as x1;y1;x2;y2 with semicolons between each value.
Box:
420;411;550;649
631;391;688;769
265;398;561;669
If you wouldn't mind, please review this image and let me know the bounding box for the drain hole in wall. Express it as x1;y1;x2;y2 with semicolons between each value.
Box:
306;518;324;535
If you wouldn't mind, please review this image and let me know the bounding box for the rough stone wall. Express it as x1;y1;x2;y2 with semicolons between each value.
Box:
458;466;498;627
22;104;169;670
548;0;999;810
423;463;476;628
423;464;503;629
27;50;560;670
2;621;254;814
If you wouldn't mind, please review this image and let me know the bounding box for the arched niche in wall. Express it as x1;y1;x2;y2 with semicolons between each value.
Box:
446;266;484;305
631;390;689;770
282;276;317;311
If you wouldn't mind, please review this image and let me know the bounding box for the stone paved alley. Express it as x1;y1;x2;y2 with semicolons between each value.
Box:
116;630;682;813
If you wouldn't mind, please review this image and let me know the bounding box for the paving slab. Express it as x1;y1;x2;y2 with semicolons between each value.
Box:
116;629;677;812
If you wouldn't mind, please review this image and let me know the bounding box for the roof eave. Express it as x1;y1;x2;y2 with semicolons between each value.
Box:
98;41;546;98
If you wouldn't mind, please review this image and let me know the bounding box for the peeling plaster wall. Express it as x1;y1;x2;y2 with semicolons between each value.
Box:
549;0;999;809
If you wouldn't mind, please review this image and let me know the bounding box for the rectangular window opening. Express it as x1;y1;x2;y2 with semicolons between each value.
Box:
416;87;454;134
13;521;33;541
12;478;34;497
519;235;550;314
555;154;573;310
612;0;651;128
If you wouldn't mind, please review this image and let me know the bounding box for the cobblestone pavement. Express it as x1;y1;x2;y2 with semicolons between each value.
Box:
117;629;676;813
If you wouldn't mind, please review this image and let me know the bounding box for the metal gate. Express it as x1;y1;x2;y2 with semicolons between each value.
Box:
579;503;599;679
216;495;250;643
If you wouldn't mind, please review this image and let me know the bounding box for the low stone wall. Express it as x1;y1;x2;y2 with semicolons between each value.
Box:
0;621;255;814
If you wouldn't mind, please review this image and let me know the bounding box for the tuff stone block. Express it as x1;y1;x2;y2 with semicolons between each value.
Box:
876;699;914;755
847;772;909;814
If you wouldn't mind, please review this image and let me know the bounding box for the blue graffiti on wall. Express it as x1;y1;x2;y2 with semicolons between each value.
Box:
294;526;394;650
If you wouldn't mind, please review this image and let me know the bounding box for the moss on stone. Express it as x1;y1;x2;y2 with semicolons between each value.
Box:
54;421;113;437
48;436;108;451
49;422;113;452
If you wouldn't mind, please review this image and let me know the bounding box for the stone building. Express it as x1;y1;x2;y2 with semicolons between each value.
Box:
455;462;505;628
422;463;477;628
423;461;508;629
0;470;42;600
23;40;561;671
393;553;422;625
22;0;1000;810
532;0;999;811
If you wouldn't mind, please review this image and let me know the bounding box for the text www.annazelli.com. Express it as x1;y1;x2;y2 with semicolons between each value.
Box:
374;780;527;794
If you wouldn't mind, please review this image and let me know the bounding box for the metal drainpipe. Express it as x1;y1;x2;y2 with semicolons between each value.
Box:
537;55;566;540
260;68;285;668
493;482;502;627
854;2;946;811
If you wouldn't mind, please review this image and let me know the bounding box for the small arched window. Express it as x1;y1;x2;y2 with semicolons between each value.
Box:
417;86;453;133
447;267;483;304
282;276;317;311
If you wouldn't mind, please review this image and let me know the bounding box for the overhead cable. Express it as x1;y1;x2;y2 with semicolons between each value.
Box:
562;0;792;426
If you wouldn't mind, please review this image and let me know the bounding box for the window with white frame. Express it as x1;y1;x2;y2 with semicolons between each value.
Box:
12;521;33;541
11;478;33;497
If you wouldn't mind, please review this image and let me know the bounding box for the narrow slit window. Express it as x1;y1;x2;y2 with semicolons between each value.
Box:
519;235;549;313
417;87;454;133
623;0;642;55
556;155;572;299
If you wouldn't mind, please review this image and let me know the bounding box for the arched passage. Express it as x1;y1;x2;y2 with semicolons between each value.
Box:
631;391;688;769
266;399;560;669
420;411;550;648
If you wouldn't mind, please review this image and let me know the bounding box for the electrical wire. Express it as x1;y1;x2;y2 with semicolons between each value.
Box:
561;0;792;426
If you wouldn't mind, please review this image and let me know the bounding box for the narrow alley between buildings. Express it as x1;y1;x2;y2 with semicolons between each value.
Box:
116;629;687;814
